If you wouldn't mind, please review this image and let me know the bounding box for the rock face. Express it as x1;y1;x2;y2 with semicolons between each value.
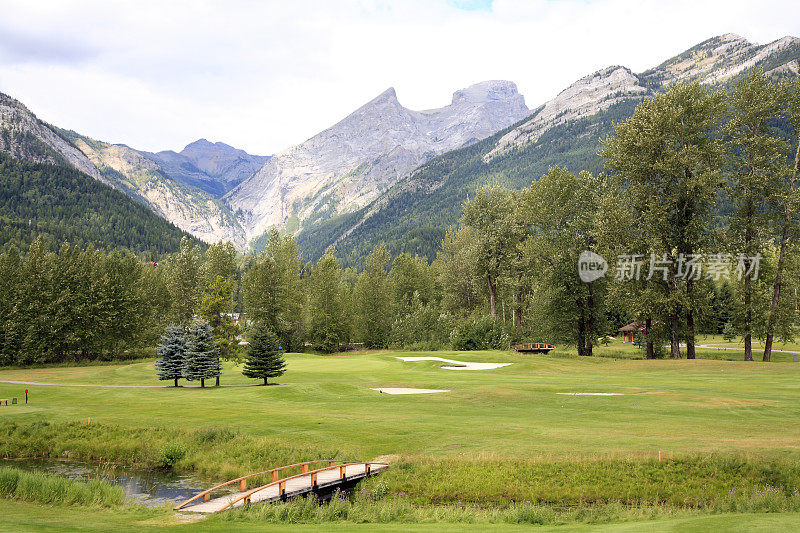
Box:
642;33;800;86
63;132;248;248
486;67;649;159
146;139;269;197
225;81;529;240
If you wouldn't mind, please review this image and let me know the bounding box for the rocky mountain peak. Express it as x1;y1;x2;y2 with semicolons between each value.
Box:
451;80;521;105
225;80;530;240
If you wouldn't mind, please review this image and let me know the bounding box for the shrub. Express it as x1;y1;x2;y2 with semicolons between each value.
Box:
158;443;186;469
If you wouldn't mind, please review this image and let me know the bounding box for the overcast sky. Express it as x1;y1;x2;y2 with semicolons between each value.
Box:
1;0;799;155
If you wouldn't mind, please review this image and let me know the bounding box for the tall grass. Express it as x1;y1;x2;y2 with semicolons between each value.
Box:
0;466;125;507
3;421;800;518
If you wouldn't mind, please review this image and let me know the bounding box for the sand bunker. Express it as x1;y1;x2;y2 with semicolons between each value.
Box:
557;392;624;396
396;357;512;371
371;388;450;395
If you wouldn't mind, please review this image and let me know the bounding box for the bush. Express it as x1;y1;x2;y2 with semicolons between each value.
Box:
158;443;186;469
450;315;510;350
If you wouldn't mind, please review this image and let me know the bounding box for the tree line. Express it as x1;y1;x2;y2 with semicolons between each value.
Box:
1;70;797;366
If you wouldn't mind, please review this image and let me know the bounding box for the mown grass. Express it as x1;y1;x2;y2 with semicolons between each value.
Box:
0;465;125;507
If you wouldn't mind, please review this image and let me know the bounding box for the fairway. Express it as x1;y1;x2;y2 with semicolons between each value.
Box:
2;346;800;460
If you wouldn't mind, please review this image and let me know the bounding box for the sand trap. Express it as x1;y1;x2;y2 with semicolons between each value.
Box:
557;392;624;396
371;388;450;395
396;357;512;371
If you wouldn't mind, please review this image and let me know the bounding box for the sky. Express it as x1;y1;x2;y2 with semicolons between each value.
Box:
1;0;799;156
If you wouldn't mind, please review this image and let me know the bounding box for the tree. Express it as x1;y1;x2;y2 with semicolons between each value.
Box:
183;321;221;387
519;168;611;356
603;82;725;359
725;69;788;361
308;250;350;353
198;275;239;367
354;244;392;348
155;325;186;387
242;323;286;385
242;230;305;352
167;237;201;325
435;227;482;317
764;77;800;361
462;186;514;317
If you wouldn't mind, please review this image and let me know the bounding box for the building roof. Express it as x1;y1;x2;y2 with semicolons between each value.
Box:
619;321;647;332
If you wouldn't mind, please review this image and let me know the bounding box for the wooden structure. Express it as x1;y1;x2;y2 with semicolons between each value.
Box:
619;321;648;343
174;460;388;513
512;343;555;354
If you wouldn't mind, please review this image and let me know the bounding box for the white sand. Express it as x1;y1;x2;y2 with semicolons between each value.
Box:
396;357;512;370
557;392;624;396
371;388;450;395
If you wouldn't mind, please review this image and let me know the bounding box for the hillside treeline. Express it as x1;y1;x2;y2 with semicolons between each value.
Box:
0;152;199;256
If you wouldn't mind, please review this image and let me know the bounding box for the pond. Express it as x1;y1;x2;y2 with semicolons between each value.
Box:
0;458;216;507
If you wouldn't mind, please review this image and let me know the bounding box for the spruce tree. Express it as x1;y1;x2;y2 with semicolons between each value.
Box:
183;321;221;388
155;325;186;387
242;323;286;385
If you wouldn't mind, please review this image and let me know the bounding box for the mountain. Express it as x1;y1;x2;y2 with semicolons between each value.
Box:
57;130;250;248
0;93;110;186
145;139;269;197
225;80;529;241
0;89;259;248
295;33;800;266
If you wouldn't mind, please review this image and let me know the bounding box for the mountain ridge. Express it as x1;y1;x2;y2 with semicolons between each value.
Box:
294;33;800;266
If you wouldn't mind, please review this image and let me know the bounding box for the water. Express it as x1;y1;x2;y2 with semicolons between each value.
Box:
0;458;212;507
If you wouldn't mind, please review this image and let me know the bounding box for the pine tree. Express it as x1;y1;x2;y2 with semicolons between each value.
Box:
242;323;286;385
155;325;186;387
183;321;221;388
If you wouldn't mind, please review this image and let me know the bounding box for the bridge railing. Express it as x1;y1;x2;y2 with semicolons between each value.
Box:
215;461;387;513
174;460;352;510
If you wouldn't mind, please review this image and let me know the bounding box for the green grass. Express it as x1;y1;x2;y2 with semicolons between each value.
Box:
0;466;124;507
1;344;800;529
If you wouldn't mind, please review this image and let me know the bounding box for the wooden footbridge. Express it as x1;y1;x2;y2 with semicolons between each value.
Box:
174;460;388;513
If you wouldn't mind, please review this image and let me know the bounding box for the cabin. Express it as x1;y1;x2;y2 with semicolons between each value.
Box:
618;321;648;343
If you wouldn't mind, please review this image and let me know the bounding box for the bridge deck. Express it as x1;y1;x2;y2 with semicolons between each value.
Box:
182;463;387;513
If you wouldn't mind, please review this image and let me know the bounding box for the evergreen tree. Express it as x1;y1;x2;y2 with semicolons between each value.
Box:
155;325;186;387
242;323;286;385
183;321;221;388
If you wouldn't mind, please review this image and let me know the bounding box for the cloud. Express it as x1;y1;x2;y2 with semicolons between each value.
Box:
0;26;98;65
0;0;798;156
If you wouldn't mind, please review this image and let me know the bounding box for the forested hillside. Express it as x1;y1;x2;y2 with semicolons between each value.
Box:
0;153;199;255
